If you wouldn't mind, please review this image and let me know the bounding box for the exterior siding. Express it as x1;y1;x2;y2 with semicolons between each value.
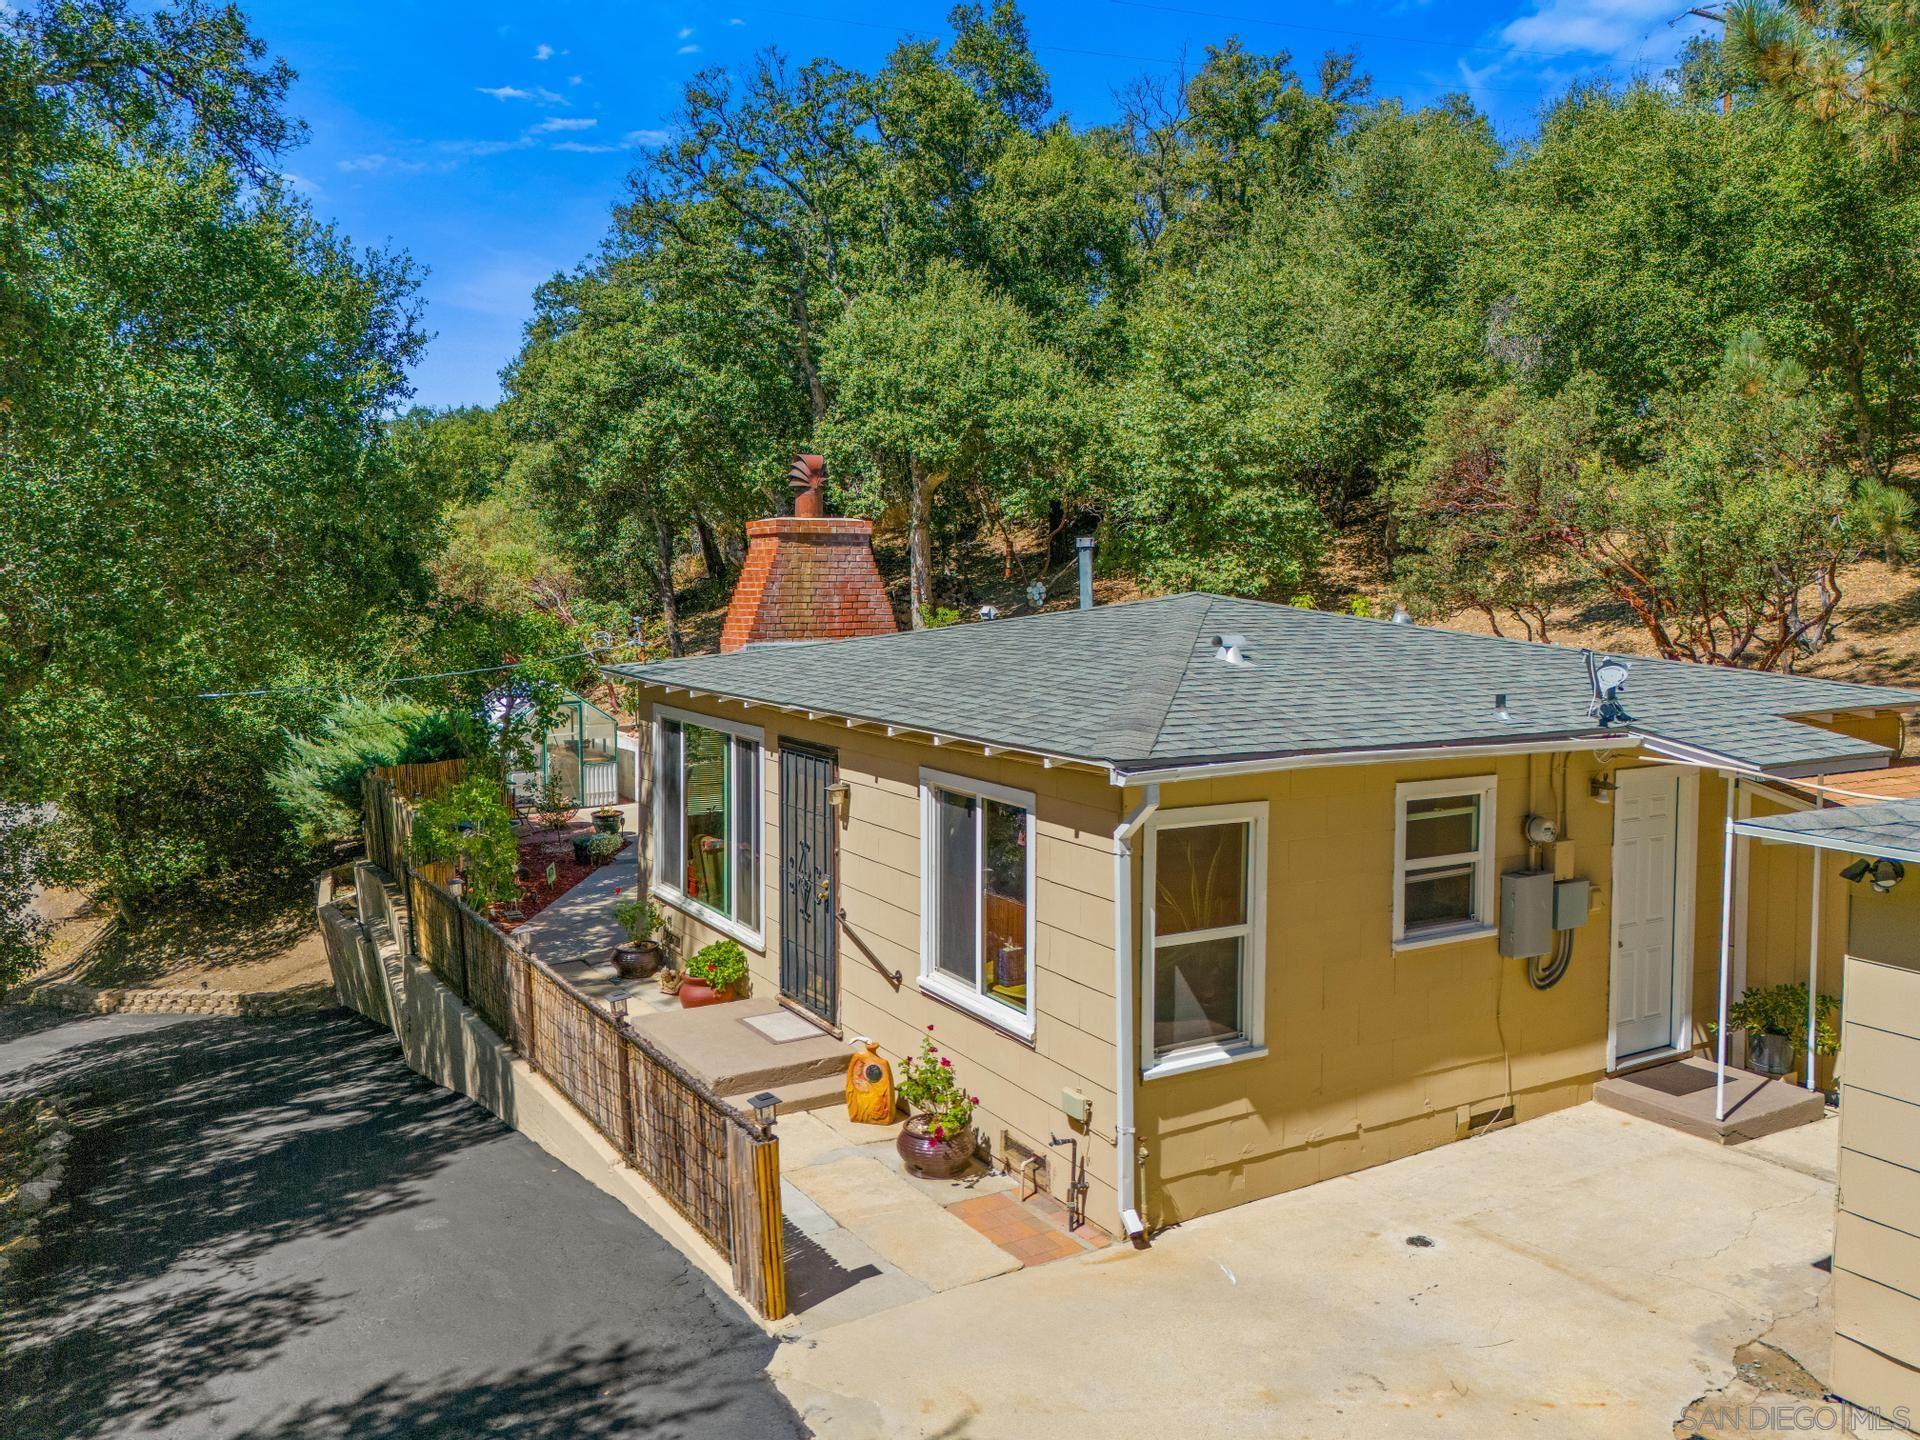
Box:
634;692;1128;1226
1134;752;1619;1227
631;684;1885;1235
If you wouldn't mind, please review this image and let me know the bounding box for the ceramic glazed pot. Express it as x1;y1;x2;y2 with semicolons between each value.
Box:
1748;1031;1794;1077
896;1115;975;1178
678;979;736;1009
612;941;662;979
592;809;622;835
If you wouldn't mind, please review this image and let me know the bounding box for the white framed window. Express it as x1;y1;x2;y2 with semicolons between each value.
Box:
1393;775;1497;950
918;767;1037;1040
1142;802;1267;1080
651;705;764;949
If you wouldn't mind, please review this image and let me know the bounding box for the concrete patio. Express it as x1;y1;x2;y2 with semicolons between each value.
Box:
773;1102;1859;1439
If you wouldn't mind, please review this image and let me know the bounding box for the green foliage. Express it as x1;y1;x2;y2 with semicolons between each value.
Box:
895;1030;976;1136
1;0;432;909
0;821;48;991
1726;2;1920;155
613;896;664;944
917;605;967;629
411;777;519;910
1394;337;1882;667
533;771;576;831
685;938;748;991
585;833;623;865
1726;983;1840;1054
269;697;464;851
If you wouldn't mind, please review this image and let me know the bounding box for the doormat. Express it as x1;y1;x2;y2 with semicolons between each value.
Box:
740;1010;824;1044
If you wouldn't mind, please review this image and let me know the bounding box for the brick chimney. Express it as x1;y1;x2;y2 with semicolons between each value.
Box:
719;455;898;652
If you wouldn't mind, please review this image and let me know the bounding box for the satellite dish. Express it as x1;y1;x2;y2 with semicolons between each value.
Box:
1585;651;1631;725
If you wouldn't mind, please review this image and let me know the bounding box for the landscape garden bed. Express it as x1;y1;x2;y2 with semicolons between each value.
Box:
497;819;630;931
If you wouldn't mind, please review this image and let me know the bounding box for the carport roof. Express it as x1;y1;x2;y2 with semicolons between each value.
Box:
1734;796;1920;865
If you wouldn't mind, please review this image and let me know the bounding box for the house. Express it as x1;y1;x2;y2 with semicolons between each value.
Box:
603;476;1920;1240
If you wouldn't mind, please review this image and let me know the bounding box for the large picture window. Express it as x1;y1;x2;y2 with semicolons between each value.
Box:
1393;775;1497;948
919;769;1035;1039
653;707;762;944
1143;803;1266;1079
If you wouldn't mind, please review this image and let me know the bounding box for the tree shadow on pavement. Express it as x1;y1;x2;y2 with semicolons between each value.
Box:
223;1335;803;1440
0;1012;493;1440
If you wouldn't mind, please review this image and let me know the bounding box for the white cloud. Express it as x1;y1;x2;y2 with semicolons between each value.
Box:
568;74;584;86
729;15;744;24
280;171;323;197
476;84;565;103
336;152;442;175
1498;0;1692;65
532;116;597;133
551;129;670;155
678;25;695;39
533;43;555;61
677;43;701;55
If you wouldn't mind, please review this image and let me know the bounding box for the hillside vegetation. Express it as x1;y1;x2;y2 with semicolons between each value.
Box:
6;0;1920;986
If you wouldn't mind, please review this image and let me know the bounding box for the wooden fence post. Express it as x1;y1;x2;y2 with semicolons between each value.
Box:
728;1124;787;1321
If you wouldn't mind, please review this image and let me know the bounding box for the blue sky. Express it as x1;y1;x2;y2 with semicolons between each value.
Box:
250;0;1723;410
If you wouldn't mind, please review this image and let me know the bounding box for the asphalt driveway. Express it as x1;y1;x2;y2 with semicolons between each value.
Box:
0;1007;806;1440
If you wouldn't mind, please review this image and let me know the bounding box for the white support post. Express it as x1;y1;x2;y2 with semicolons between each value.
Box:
1806;847;1823;1092
1716;774;1738;1124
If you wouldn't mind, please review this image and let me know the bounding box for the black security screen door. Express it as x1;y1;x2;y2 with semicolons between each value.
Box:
779;743;838;1024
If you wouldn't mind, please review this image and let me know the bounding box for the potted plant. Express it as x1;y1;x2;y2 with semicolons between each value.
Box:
1726;982;1840;1078
591;806;622;836
680;938;748;1008
611;897;665;978
894;1028;979;1178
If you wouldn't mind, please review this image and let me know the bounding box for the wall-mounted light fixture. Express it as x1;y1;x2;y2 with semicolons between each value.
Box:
1841;856;1906;893
826;780;851;826
1589;773;1617;805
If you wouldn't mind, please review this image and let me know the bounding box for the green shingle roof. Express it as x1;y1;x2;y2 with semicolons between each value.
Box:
605;593;1919;776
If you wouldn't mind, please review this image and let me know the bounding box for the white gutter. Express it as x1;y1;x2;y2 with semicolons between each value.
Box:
1112;783;1160;1241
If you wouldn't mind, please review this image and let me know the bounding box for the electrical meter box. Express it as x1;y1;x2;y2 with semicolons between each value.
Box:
1499;870;1555;958
1552;878;1591;931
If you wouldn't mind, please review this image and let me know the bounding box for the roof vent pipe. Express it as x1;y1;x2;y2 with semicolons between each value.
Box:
1214;633;1251;666
1076;536;1095;610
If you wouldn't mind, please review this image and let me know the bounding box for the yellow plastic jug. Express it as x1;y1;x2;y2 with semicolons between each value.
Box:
845;1040;895;1124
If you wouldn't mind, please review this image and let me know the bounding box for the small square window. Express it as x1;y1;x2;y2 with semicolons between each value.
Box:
1394;777;1496;947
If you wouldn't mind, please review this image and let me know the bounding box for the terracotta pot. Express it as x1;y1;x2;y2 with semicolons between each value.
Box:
895;1114;976;1178
612;941;662;979
678;978;736;1009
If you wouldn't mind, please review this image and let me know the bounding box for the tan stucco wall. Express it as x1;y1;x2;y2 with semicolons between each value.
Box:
632;691;1128;1227
1133;752;1620;1227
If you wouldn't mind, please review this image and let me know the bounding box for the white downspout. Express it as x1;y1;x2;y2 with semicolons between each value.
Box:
1113;783;1160;1241
1715;774;1738;1123
1806;838;1823;1093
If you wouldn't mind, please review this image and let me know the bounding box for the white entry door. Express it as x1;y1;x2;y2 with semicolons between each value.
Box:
1610;767;1696;1065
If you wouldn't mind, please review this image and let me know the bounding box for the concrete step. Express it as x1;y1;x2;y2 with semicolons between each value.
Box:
628;996;849;1093
723;1072;845;1118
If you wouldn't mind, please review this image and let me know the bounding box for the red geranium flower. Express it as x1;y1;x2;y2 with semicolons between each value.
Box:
926;1024;935;1032
933;1124;946;1141
939;1056;951;1068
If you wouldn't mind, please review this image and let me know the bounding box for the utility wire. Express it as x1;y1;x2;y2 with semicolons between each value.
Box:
191;640;639;701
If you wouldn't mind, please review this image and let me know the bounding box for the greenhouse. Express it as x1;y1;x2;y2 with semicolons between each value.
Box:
494;687;624;809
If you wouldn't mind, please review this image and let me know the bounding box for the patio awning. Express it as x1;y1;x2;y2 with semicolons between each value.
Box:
1733;795;1920;866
